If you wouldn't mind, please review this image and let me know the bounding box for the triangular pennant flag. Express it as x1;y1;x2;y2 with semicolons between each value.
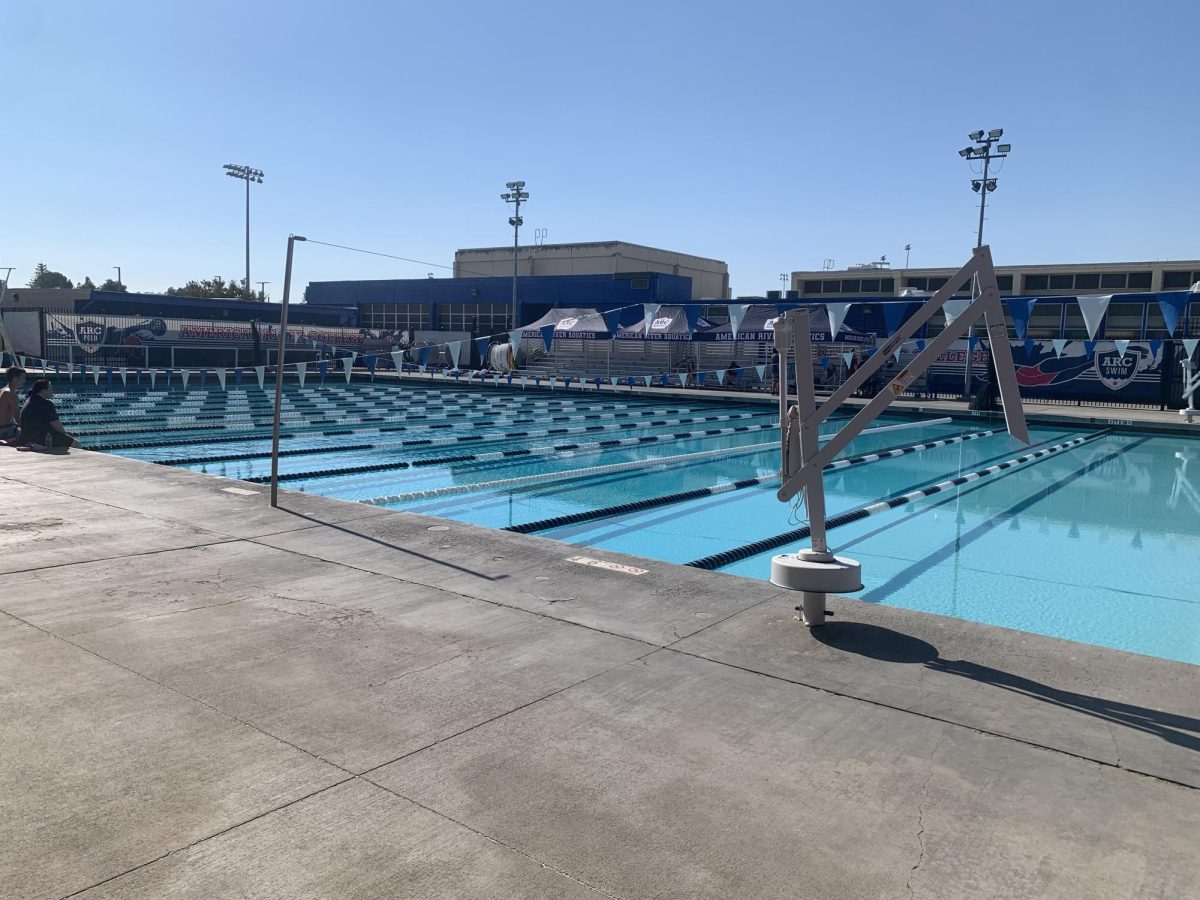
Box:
601;309;622;337
1156;293;1190;338
119;367;128;386
941;298;971;327
199;370;207;387
1113;340;1130;358
418;363;427;374
1024;338;1036;358
390;351;404;372
364;355;378;381
892;345;903;363
728;304;750;338
824;302;852;339
714;369;726;385
882;302;909;337
697;372;707;386
312;339;318;350
755;364;766;381
296;361;307;387
1052;339;1067;358
342;356;353;383
643;375;652;387
474;336;490;362
1076;295;1112;340
180;370;191;389
93;366;101;385
1084;340;1097;358
609;376;620;386
642;304;661;336
677;371;688;387
916;339;926;351
418;346;431;367
508;329;523;349
234;367;243;386
254;365;266;389
683;305;702;335
1183;339;1199;360
1149;339;1163;359
842;351;854;368
149;370;157;389
216;368;226;389
538;326;554;353
1007;298;1037;340
17;355;26;368
967;335;979;352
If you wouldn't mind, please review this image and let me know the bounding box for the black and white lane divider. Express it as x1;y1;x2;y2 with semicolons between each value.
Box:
685;429;1108;570
152;410;775;466
354;417;955;507
502;425;996;534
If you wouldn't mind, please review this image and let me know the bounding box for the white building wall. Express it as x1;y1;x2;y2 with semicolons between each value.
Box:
455;241;730;299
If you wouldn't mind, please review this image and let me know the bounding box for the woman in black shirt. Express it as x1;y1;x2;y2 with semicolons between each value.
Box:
20;380;81;450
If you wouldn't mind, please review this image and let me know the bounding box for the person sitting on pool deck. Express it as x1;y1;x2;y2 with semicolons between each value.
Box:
18;380;82;451
0;366;26;441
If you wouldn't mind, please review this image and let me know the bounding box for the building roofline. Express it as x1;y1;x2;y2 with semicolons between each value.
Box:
455;241;727;264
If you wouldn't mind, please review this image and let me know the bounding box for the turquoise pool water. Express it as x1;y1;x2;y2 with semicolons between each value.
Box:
64;380;1200;665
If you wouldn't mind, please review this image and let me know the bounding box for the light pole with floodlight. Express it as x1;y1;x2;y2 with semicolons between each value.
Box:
957;130;1011;396
501;181;528;329
224;163;265;298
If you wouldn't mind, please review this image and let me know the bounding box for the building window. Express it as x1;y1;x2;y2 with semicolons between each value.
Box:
880;278;894;292
1027;303;1063;338
1048;274;1073;290
1024;274;1048;291
630;277;650;290
996;275;1014;291
1127;272;1151;290
803;280;821;294
860;278;881;292
841;279;860;293
1074;273;1100;290
927;277;948;291
1163;271;1193;290
822;280;840;293
1104;302;1144;338
905;277;927;290
1100;273;1127;289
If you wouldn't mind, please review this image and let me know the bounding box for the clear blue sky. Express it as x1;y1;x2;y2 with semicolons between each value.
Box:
4;0;1198;299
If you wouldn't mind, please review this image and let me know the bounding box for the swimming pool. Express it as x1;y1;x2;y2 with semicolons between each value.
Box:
62;379;1200;665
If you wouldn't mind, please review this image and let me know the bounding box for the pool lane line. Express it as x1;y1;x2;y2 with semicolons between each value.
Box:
684;429;1110;570
79;402;710;446
849;435;1154;603
84;402;756;451
146;410;777;466
500;427;998;535
354;417;950;507
243;421;787;484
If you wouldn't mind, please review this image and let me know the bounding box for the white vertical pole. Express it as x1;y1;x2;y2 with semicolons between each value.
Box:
270;235;306;507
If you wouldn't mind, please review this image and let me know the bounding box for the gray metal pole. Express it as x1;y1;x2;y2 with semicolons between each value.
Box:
511;194;521;329
270;235;305;507
245;178;251;297
963;145;993;398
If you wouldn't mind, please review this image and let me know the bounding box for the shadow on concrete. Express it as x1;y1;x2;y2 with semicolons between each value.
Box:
812;621;1200;754
279;507;508;583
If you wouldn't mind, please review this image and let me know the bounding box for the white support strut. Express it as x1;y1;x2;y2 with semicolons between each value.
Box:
770;245;1029;626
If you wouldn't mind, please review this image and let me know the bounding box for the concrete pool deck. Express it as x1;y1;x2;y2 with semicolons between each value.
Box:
2;448;1198;899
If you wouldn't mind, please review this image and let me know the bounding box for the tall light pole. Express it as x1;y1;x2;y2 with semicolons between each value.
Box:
257;281;270;301
779;273;789;295
271;235;306;507
224;163;265;298
501;180;528;329
904;244;911;269
958;129;1011;397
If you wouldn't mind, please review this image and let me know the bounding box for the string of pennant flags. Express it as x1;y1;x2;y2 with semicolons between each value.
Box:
3;292;1197;392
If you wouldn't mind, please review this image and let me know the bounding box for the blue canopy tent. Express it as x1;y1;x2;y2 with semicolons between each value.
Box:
521;307;613;340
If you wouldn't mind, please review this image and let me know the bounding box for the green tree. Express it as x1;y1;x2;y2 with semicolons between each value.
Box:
165;276;253;299
79;276;96;290
98;278;127;292
27;263;74;289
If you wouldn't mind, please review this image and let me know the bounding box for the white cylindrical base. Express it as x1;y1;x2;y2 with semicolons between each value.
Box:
770;552;863;594
799;591;827;627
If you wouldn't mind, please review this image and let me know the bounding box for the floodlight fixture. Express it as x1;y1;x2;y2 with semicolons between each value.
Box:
985;180;997;192
972;181;982;192
997;143;1011;154
959;147;973;158
223;163;265;297
988;128;1004;139
968;130;985;141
